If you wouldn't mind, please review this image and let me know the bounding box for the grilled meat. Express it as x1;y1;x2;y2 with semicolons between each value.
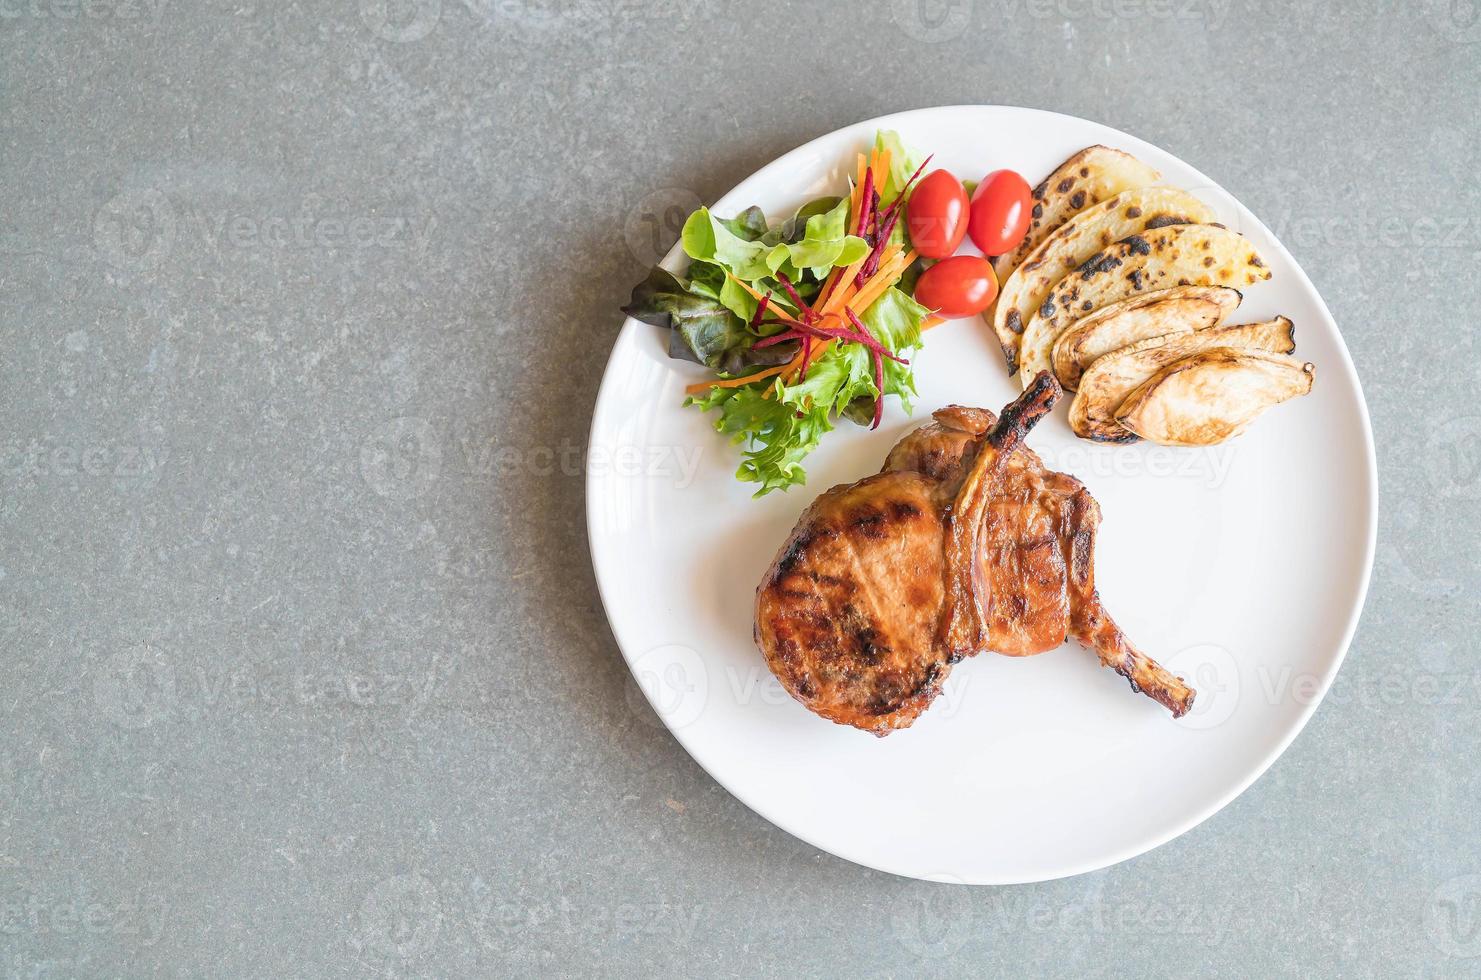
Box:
755;373;1195;735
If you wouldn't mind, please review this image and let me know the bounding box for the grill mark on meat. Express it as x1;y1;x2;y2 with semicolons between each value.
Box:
851;510;890;539
755;382;1195;734
862;662;944;716
853;623;888;660
890;500;922;521
775;523;839;577
835;499;929;716
776;586;821;601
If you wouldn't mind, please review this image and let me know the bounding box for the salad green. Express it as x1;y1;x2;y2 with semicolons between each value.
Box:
622;130;933;496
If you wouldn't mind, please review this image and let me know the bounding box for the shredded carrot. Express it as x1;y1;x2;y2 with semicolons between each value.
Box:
841;248;909;317
815;266;845;313
871;148;891;191
789;261;906;374
725;271;769;304
818;255;870;316
817;175;872;312
921;315;946;331
810;244;904;355
817;264;853;310
775;252;910;383
780;340;832;382
816;145;894;313
685;365;785;396
696;150;927;398
849;248;916;314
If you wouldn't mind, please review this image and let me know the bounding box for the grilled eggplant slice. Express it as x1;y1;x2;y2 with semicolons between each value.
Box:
992;188;1216;372
991;146;1160;290
1018;224;1271;386
1051;285;1243;391
1115;349;1315;446
1069;317;1296;442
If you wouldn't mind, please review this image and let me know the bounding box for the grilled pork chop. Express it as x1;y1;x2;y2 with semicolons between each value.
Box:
755;373;1195;735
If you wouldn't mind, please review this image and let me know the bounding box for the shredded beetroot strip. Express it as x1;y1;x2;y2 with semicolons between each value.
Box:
844;308;894;430
859;154;933;282
743;156;924;426
772;271;818;325
841;309;909;363
756;314;907;365
857;167;876;240
752;307;907;430
750;292;771;328
751;330;796;349
870;345;885;429
852;167;879;288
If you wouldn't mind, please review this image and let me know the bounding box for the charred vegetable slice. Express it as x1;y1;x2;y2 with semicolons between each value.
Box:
1115;349;1315;446
991;187;1216;372
1051;285;1242;391
1069;318;1296;442
990;145;1161;292
1018;224;1272;386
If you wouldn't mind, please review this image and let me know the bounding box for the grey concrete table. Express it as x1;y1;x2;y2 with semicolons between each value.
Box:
2;0;1476;975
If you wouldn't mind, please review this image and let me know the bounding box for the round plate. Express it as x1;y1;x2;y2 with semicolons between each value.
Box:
588;106;1376;885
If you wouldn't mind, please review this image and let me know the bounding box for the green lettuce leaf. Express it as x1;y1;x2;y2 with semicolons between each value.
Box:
874;130;927;207
684;258;761;324
688;285;927;495
839;285;928;424
768;197;870;279
621;267;796;374
685;202;867;292
717;206;768;241
632;132;931;496
681;208;775;281
762;196;844;247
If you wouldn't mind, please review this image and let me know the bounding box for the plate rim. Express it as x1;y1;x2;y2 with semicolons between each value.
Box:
586;103;1379;885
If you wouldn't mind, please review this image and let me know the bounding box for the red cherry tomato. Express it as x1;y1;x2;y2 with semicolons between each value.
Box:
913;256;999;319
905;169;969;259
969;169;1032;256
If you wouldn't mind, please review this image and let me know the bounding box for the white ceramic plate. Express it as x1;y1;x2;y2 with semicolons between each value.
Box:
588;106;1376;885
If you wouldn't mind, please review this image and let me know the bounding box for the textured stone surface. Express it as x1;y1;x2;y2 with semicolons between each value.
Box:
1;0;1477;975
